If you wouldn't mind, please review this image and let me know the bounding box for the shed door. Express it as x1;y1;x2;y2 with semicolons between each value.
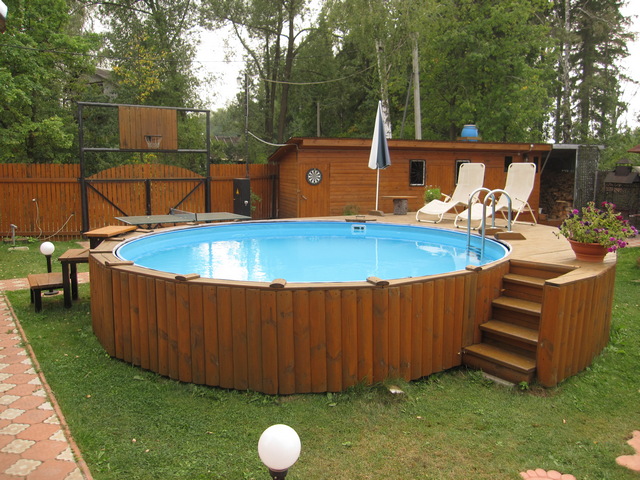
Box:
299;162;330;217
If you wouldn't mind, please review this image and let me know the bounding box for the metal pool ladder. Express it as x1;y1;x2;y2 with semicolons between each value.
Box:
465;188;512;259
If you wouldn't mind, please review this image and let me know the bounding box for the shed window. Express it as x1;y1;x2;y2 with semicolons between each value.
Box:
410;159;426;186
504;156;513;172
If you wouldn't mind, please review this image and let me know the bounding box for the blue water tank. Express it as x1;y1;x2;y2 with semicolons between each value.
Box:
460;124;479;141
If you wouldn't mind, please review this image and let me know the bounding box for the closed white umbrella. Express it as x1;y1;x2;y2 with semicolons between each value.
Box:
368;101;391;211
0;1;7;33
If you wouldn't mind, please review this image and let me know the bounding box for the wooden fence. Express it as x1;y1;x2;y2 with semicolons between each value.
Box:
0;163;277;239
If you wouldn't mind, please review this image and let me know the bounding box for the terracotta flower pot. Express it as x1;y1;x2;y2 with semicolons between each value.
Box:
568;239;609;263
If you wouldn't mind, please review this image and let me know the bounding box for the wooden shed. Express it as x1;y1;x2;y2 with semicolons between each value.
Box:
268;137;552;220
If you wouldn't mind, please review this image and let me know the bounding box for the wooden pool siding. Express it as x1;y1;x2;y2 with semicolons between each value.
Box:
90;250;508;394
537;264;616;387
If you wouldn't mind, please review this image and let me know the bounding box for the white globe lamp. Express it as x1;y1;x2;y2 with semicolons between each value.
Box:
258;424;301;479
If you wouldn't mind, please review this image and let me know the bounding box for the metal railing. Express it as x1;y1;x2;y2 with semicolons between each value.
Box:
465;188;512;259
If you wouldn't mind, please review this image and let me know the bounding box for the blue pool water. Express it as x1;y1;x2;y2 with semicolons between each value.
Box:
115;222;510;283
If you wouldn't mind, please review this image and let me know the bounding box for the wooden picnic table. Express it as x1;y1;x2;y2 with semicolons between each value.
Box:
115;212;250;228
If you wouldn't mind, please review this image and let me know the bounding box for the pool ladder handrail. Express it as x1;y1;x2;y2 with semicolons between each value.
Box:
465;188;513;258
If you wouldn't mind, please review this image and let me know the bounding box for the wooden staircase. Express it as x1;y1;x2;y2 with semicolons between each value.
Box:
462;261;573;385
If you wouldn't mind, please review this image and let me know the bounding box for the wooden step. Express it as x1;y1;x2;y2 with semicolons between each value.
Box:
502;273;545;302
480;320;538;345
503;273;545;288
463;343;536;384
464;344;536;373
508;260;574;280
492;296;541;316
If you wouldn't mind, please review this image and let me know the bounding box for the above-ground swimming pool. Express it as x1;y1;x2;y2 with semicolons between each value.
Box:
115;221;510;283
90;220;618;394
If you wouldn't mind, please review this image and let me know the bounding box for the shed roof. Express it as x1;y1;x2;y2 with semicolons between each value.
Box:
268;137;552;162
628;144;640;154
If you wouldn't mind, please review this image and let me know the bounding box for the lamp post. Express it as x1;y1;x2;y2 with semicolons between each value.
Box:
39;241;57;294
258;425;301;479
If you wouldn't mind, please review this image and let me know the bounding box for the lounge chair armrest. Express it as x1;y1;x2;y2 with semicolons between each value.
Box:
441;193;451;202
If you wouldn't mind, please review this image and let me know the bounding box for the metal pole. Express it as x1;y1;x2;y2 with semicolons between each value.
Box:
78;103;90;232
412;34;422;140
245;72;250;179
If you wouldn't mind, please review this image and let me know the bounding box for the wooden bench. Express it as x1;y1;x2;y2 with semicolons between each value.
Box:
84;225;138;249
28;273;64;312
58;248;90;308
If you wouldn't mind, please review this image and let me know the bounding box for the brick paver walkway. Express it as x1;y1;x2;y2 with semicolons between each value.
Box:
0;279;92;479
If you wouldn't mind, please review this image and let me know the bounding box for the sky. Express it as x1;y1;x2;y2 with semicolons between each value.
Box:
195;4;640;129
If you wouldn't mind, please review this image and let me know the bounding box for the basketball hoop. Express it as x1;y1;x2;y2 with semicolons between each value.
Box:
144;134;162;150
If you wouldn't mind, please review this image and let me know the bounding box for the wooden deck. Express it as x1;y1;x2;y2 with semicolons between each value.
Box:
88;213;617;392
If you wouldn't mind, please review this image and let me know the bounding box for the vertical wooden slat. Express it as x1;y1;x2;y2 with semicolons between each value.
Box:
217;287;234;389
190;285;206;384
557;285;573;382
357;288;373;383
421;281;434;377
309;290;327;392
387;287;400;378
231;288;248;390
156;280;169;377
203;285;220;386
432;279;445;372
398;284;412;380
292;290;311;393
111;270;124;359
130;273;141;366
176;282;192;382
260;290;278;394
372;288;389;382
566;280;585;378
246;289;263;392
277;290;295;394
165;281;179;380
341;289;358;388
325;289;342;392
449;276;465;368
138;276;152;368
442;277;455;370
410;283;423;379
145;276;158;372
120;272;133;362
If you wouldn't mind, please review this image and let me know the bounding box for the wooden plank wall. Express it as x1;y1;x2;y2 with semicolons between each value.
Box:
282;146;540;219
88;164;206;220
0;164;83;239
536;264;616;387
0;163;276;238
90;250;492;394
118;106;178;150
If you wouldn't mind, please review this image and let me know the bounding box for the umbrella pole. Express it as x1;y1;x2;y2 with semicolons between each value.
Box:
375;169;380;211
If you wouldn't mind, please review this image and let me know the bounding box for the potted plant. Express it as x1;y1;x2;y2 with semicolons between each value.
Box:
555;201;638;262
423;185;441;204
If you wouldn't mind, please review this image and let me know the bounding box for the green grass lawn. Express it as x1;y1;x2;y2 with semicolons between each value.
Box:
4;248;640;479
0;239;89;279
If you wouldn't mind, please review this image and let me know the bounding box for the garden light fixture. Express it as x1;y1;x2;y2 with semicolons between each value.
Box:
39;241;57;294
258;424;301;479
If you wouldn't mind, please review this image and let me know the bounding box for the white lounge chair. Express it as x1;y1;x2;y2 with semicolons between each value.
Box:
454;162;538;229
415;163;485;223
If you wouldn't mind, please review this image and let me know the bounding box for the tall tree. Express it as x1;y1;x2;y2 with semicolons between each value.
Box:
0;0;99;163
416;0;556;142
551;0;632;143
98;0;200;107
201;0;313;143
